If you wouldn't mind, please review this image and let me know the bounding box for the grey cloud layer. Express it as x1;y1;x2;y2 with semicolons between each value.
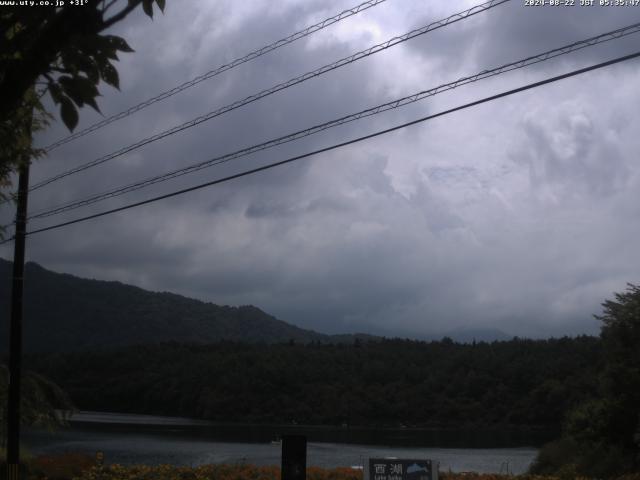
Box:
2;0;639;338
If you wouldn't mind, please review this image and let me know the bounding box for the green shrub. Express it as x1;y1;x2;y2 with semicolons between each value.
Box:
529;438;580;476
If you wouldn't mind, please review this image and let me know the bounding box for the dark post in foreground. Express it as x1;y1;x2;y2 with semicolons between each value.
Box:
6;161;30;479
281;435;307;480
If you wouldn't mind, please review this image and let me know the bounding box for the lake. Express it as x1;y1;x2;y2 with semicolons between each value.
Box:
23;411;543;475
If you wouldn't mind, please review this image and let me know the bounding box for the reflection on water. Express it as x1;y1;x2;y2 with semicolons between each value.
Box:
24;412;545;474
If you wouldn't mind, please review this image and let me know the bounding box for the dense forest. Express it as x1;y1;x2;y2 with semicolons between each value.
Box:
26;336;600;429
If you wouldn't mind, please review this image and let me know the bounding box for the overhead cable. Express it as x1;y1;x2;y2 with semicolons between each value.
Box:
43;0;390;152
1;49;635;244
25;21;640;221
28;0;510;192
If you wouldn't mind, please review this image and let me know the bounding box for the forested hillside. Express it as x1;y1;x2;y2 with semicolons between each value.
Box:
27;336;601;428
0;259;353;351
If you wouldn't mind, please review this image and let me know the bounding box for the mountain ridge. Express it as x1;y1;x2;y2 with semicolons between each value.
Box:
0;258;373;352
1;258;513;353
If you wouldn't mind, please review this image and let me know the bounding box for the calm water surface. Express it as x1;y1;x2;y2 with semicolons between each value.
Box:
24;412;540;475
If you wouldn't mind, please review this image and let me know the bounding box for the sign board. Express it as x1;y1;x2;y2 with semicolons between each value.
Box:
368;459;438;480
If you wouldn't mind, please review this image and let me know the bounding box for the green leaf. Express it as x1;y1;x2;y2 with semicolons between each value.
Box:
100;62;120;90
94;46;119;63
48;83;63;105
155;0;165;12
105;49;119;61
85;96;101;114
60;49;81;76
57;75;73;86
57;76;83;107
59;75;99;108
85;63;100;84
60;96;78;131
142;0;153;18
73;54;100;84
79;35;120;60
105;35;134;53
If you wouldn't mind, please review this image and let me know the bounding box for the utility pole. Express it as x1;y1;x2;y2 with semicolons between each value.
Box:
6;142;31;479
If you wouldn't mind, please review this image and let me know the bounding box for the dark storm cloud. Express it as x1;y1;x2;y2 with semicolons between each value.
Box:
23;0;390;222
404;2;640;88
2;0;640;339
475;2;638;66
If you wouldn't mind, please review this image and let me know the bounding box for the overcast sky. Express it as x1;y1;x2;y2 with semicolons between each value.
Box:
2;0;640;339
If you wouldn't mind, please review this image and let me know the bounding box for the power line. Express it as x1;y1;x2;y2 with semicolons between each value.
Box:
28;0;510;192
43;0;390;152
24;21;640;222
1;49;636;244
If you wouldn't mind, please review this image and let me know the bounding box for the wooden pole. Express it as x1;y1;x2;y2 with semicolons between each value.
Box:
6;159;30;477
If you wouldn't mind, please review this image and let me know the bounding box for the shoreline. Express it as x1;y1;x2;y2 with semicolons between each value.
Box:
59;410;555;449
